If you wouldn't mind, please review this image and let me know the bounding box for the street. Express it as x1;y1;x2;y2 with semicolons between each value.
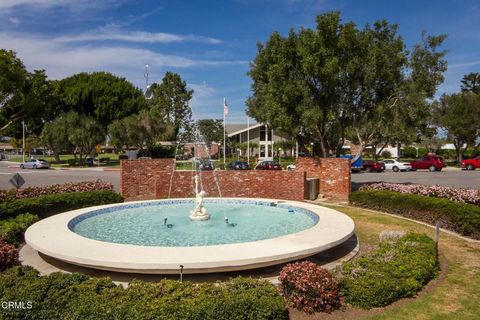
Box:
1;161;479;192
0;161;121;191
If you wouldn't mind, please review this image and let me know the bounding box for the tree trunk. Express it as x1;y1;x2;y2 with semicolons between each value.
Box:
453;138;463;164
54;151;60;163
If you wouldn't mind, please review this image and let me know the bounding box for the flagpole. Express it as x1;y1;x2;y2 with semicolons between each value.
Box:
223;97;226;165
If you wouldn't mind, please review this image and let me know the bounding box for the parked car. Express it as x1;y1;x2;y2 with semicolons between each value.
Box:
20;159;50;169
461;155;480;170
362;160;386;173
380;159;412;172
198;160;214;170
227;161;250;170
255;160;282;170
339;155;363;173
410;155;446;172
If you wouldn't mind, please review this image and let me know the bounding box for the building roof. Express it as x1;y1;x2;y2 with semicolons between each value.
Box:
226;123;263;137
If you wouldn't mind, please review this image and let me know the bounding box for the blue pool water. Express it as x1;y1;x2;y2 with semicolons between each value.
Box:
70;200;317;247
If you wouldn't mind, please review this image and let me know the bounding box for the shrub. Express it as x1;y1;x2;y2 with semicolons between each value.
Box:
118;154;128;160
380;150;392;158
0;240;19;271
0;214;39;245
0;190;124;220
0;267;288;320
0;180;114;203
67;159;77;166
279;261;343;313
350;190;480;239
359;182;480;206
401;146;417;158
341;233;438;309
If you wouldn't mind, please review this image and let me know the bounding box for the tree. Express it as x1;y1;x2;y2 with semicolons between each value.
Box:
148;72;193;139
0;50;58;136
196;119;224;146
40;116;71;162
461;72;480;94
433;92;480;163
58;72;146;128
247;12;447;159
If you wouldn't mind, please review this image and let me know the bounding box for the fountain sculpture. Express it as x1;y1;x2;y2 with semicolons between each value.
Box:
189;174;210;221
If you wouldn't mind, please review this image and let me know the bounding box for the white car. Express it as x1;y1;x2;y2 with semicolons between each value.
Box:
380;159;411;172
286;164;296;171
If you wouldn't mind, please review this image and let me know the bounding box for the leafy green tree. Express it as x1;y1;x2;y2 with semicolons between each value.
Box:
0;50;27;133
58;72;146;128
461;72;480;94
433;92;480;162
40;115;72;162
0;50;58;136
66;112;105;166
196;119;224;146
148;72;193;139
247;12;447;159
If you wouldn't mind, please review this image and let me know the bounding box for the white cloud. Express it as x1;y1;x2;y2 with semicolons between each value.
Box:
8;17;20;25
54;26;222;45
449;60;480;69
0;0;69;9
0;32;247;87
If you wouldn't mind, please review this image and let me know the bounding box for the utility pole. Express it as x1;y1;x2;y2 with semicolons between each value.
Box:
22;119;25;163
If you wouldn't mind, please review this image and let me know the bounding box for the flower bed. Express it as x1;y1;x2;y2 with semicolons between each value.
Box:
0;180;114;203
359;183;480;206
350;190;480;239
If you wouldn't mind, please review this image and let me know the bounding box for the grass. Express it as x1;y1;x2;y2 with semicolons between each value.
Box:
318;204;480;320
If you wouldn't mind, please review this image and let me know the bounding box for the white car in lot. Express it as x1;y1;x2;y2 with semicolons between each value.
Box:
380;159;411;172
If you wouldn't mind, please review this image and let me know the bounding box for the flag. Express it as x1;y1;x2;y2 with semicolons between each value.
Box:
223;97;229;115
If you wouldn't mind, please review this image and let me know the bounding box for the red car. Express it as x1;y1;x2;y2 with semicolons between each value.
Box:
255;160;282;170
410;156;446;172
461;156;480;170
362;160;386;173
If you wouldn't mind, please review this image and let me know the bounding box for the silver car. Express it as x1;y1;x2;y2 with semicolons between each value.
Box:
20;159;50;169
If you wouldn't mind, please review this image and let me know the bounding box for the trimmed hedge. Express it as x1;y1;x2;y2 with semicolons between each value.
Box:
350;190;480;239
0;267;288;320
0;191;124;220
0;213;38;245
341;233;438;309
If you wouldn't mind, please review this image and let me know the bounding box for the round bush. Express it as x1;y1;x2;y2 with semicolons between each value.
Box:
279;261;343;313
381;150;392;158
0;239;19;271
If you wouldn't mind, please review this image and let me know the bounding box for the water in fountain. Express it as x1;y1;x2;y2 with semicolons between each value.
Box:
167;141;180;199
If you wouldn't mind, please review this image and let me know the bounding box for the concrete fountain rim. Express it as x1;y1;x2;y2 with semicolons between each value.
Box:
25;197;355;274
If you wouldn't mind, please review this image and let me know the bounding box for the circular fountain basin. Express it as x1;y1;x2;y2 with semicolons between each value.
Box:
25;198;355;274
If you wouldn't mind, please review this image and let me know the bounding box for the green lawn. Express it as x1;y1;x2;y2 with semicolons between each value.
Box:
319;205;480;320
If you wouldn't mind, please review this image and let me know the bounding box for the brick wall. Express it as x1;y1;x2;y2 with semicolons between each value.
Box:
121;159;305;201
295;157;351;201
121;158;350;202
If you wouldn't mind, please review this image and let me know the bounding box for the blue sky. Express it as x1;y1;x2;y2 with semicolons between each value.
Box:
1;0;479;123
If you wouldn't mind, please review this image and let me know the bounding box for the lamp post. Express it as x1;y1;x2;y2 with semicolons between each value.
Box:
310;142;314;157
236;148;240;160
22;120;25;163
278;147;282;163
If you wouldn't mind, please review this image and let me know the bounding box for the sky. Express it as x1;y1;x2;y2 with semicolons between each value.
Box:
1;0;479;123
